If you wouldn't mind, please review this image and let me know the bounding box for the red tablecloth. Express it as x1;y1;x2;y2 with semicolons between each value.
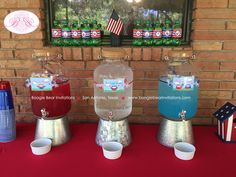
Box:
0;123;236;177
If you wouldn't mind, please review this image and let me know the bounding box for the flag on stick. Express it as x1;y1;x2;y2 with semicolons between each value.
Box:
106;10;123;36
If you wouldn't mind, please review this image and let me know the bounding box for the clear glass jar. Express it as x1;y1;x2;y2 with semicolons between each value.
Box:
94;48;133;121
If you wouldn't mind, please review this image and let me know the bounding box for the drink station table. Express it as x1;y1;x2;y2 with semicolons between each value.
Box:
0;123;236;177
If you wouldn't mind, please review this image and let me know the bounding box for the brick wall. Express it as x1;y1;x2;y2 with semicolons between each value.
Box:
0;0;236;125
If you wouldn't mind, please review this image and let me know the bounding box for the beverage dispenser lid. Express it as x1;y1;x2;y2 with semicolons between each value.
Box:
101;48;127;59
163;51;196;66
168;51;193;58
0;81;11;90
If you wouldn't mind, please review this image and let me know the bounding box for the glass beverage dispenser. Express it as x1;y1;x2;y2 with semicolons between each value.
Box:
157;51;199;147
26;50;71;146
94;48;133;147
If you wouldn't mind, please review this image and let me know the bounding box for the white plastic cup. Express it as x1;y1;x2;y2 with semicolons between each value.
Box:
102;141;123;160
30;138;52;155
174;142;196;160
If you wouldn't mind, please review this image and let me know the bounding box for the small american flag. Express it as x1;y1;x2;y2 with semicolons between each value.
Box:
106;10;123;36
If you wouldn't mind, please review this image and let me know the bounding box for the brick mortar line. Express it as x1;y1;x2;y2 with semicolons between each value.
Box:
193;29;236;31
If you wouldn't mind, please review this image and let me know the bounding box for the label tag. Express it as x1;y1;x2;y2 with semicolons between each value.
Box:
91;30;101;38
82;30;91;38
62;30;71;38
71;29;81;38
52;28;62;38
133;29;143;38
172;76;195;91
30;77;53;91
103;79;125;92
172;28;182;38
162;30;172;38
4;10;40;34
153;30;162;38
143;30;152;39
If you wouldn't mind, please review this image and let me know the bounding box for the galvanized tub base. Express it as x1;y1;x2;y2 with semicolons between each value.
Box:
157;118;194;148
96;118;131;147
35;116;71;146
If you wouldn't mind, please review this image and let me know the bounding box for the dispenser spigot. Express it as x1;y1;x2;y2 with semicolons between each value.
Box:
179;110;186;121
41;108;49;119
108;111;114;120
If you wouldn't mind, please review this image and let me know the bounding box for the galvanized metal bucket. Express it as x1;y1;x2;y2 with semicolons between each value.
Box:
35;116;70;146
157;118;194;148
96;118;131;147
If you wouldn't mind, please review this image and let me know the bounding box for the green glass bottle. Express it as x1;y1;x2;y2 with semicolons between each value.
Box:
143;20;153;46
81;20;91;46
153;21;163;46
132;20;143;46
51;20;62;46
172;20;182;46
162;20;172;46
91;20;101;46
98;24;104;38
71;21;81;46
61;20;72;46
